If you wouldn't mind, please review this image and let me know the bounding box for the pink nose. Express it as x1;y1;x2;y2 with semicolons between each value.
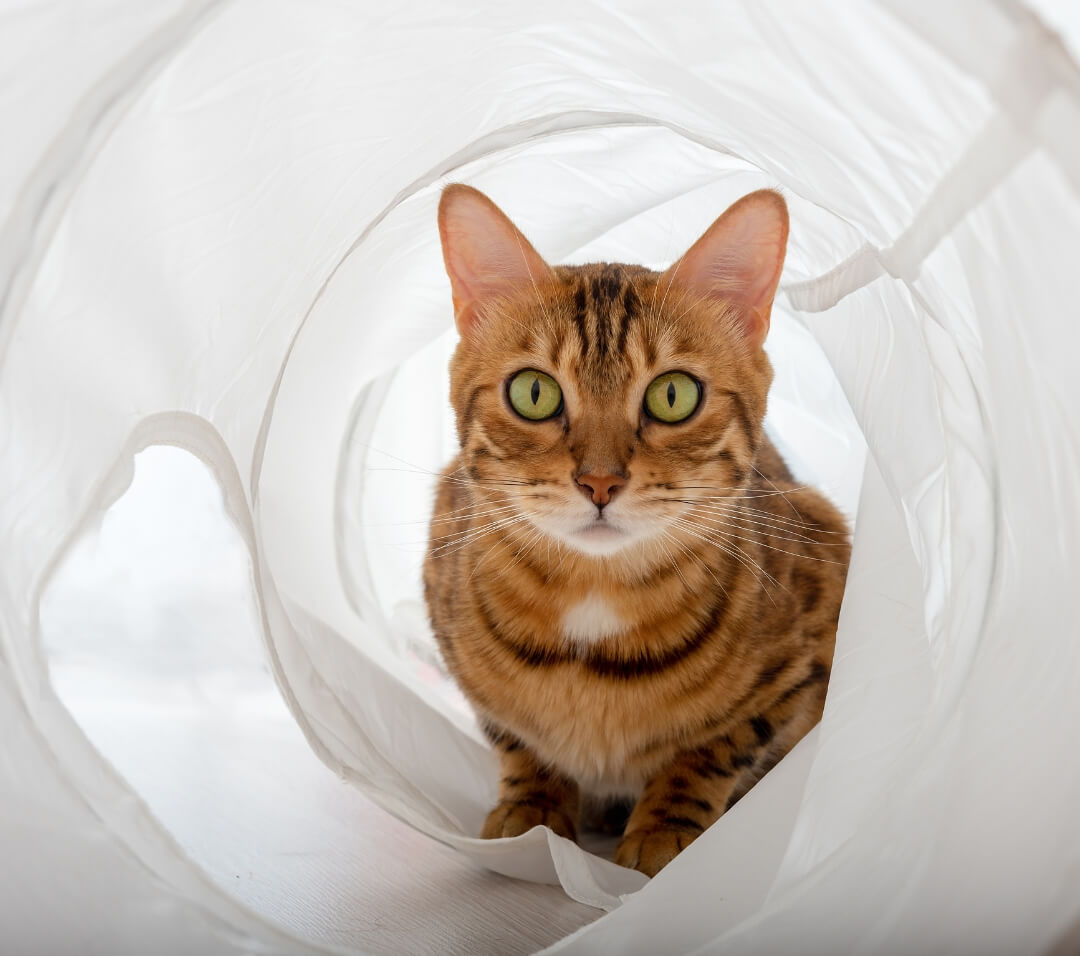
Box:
576;472;627;507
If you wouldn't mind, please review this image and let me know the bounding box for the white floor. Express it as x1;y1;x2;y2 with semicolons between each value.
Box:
54;686;598;954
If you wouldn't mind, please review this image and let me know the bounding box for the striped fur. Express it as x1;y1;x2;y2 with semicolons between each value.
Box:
425;187;851;876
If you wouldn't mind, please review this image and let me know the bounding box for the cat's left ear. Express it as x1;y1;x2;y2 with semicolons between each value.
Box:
661;189;789;349
438;184;555;337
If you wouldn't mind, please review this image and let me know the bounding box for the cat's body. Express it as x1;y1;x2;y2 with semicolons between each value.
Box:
424;187;850;876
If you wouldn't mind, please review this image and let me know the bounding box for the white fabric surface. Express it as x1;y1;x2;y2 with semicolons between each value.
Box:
2;1;1079;953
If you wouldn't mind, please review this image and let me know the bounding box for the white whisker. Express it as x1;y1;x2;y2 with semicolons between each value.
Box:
667;515;780;601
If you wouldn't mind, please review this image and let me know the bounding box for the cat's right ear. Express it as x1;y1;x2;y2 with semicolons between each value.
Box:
660;189;789;350
438;185;554;337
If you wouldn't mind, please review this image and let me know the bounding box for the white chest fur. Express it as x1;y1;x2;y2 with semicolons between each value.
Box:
561;593;626;645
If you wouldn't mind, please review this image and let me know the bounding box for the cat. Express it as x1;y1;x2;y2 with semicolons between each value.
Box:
423;184;851;877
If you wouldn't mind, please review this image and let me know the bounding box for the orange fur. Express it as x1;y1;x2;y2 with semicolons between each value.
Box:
424;185;851;876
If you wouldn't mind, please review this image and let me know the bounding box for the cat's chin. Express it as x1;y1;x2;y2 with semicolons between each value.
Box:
550;518;640;558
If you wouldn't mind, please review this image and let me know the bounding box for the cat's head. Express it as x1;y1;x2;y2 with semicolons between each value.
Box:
437;184;788;559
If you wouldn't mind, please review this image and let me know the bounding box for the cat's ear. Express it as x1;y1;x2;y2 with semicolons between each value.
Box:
661;189;789;349
438;184;555;337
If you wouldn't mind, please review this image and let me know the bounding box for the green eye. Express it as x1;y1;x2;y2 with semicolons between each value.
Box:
508;369;563;421
644;371;701;423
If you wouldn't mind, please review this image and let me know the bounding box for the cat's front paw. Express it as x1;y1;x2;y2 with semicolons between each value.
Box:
481;800;577;842
615;825;699;876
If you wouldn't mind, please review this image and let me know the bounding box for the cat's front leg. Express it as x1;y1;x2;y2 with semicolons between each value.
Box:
480;729;580;842
616;723;766;876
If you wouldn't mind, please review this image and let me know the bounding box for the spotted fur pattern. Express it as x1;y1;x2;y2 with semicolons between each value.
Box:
424;186;851;876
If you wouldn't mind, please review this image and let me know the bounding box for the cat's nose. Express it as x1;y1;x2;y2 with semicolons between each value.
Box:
575;471;627;508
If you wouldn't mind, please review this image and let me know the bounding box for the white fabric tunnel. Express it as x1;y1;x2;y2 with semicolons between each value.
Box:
2;1;1079;953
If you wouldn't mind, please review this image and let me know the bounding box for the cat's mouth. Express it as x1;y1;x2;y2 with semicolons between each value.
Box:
577;516;623;538
567;515;631;555
530;510;643;557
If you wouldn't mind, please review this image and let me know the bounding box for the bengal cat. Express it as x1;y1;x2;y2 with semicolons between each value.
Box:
423;184;850;877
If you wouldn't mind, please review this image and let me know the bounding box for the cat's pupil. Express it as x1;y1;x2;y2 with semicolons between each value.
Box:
667;382;676;407
531;377;541;405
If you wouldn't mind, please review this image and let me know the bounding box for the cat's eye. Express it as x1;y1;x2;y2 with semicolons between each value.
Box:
644;371;701;423
507;369;563;421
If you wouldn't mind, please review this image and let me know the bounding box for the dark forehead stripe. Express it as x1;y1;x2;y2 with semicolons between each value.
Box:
558;265;649;369
594;265;633;361
593;267;623;360
618;281;640;354
547;324;566;368
588;275;608;359
571;285;589;355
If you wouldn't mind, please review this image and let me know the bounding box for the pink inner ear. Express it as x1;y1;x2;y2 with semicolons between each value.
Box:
438;185;554;336
662;190;789;349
